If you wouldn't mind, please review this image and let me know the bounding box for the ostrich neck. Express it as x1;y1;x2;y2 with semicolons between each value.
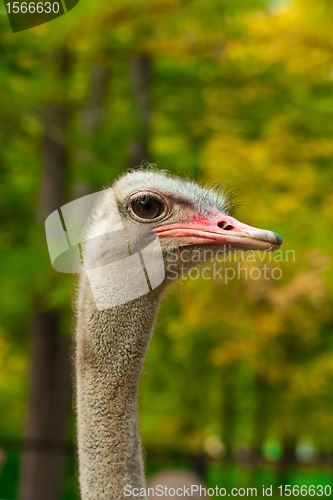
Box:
75;274;163;500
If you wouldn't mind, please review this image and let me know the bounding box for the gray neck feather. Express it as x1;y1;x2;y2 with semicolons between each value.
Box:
75;273;163;499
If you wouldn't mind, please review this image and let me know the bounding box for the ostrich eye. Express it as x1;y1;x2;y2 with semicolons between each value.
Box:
130;196;165;220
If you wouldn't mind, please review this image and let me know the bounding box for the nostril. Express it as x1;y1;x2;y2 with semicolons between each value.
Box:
217;221;234;231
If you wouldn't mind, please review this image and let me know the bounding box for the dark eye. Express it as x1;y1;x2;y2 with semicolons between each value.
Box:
130;196;165;220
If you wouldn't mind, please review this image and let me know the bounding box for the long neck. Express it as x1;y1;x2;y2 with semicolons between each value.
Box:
75;273;163;500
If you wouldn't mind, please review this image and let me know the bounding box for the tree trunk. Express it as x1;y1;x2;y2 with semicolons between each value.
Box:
20;308;70;500
128;53;151;169
82;62;109;135
38;103;68;221
279;439;296;486
20;56;71;499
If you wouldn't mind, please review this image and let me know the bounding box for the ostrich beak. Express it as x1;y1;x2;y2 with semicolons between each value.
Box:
156;214;282;252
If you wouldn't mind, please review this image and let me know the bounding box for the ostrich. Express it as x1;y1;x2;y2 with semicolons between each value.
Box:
75;167;282;500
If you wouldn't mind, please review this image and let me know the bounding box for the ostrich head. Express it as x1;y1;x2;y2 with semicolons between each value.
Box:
82;167;282;301
114;167;281;247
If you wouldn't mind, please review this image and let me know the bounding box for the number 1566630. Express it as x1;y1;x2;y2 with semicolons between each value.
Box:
6;2;60;14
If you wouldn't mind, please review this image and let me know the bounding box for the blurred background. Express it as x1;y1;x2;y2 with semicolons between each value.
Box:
0;0;333;498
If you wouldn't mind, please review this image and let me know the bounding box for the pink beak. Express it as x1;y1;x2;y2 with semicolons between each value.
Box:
156;214;282;252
